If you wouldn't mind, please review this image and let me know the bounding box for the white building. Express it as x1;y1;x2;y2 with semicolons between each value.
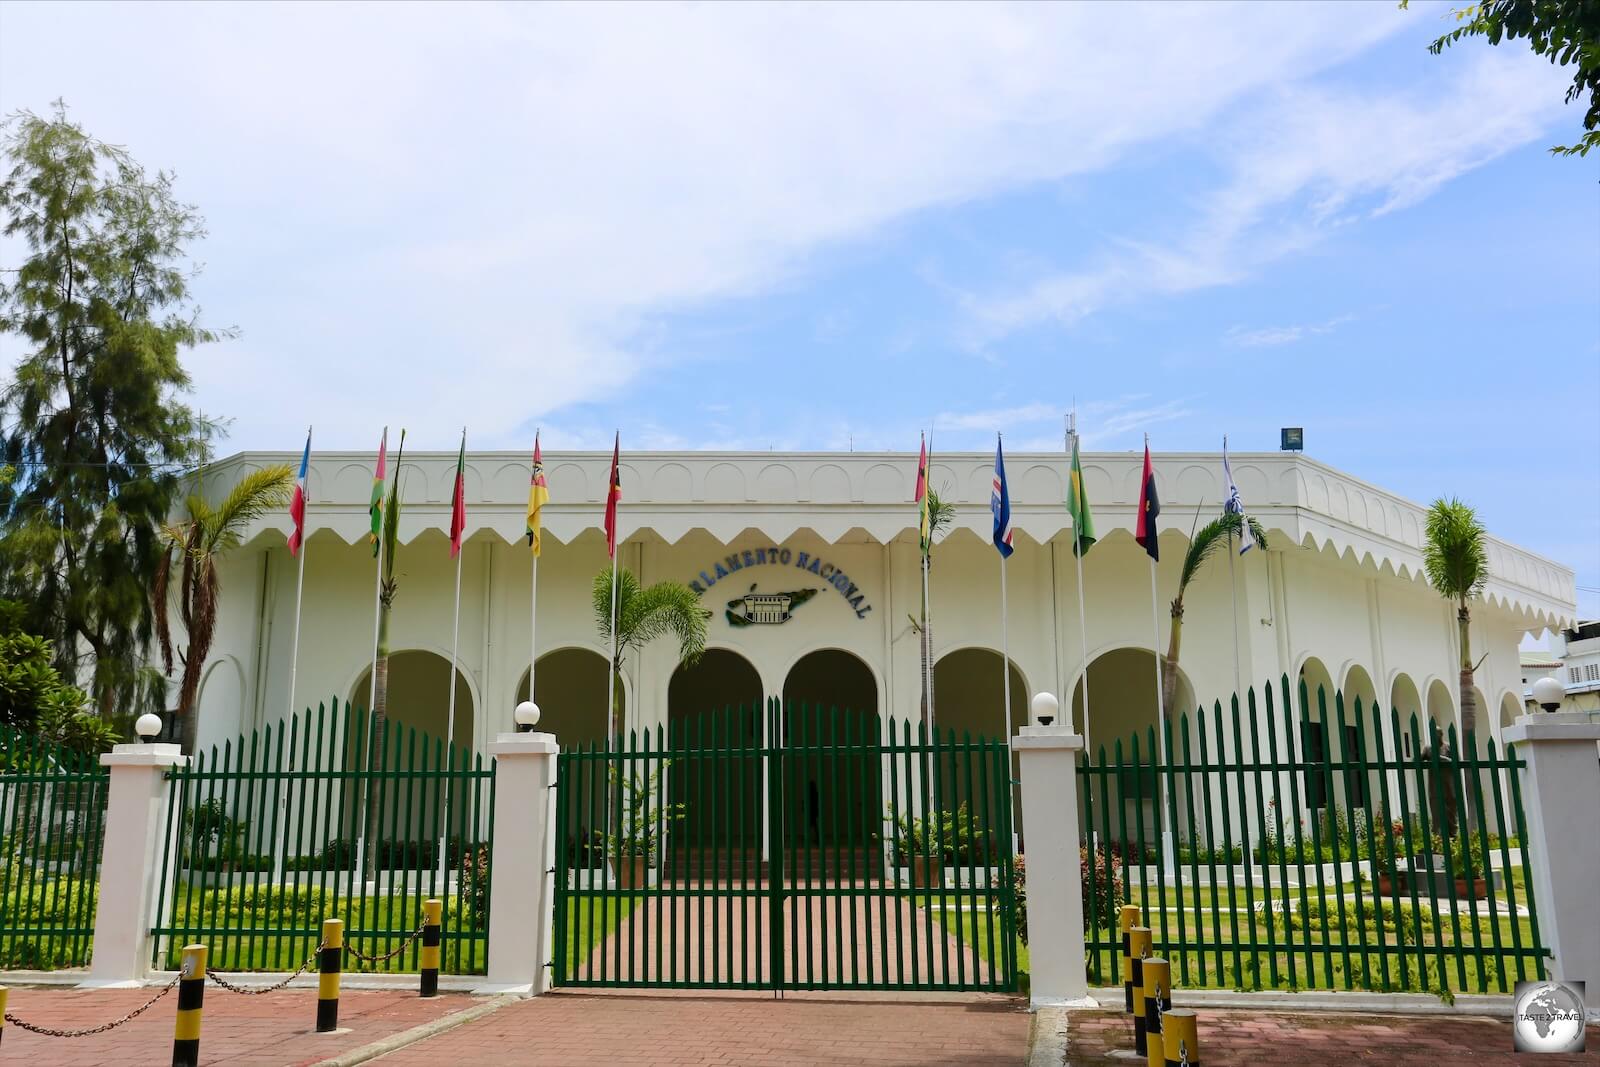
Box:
177;447;1575;768
1544;622;1600;713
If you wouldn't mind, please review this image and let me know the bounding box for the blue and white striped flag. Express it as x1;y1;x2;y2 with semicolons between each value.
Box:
1222;437;1255;554
991;435;1014;559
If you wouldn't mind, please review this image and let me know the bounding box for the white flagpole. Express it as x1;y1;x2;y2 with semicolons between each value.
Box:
1149;540;1174;872
275;426;312;885
924;424;936;729
357;428;388;886
1223;437;1245;705
1068;416;1093;754
440;428;466;890
607;439;621;751
530;552;539;701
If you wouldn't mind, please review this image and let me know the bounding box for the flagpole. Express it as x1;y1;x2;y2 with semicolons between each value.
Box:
607;436;621;752
357;428;388;886
1224;437;1244;705
924;426;936;729
1068;416;1093;755
275;426;312;885
1146;433;1174;872
440;428;466;890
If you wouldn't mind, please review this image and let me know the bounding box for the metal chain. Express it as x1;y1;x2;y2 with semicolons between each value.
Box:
1179;1039;1190;1065
344;921;426;964
3;974;181;1038
209;942;325;995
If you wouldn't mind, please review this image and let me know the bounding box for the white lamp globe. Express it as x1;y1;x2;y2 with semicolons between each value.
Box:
514;700;541;730
135;712;163;740
1531;676;1564;712
1030;691;1060;725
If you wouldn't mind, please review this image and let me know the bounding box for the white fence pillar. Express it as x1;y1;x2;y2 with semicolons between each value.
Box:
1503;710;1600;1012
1015;722;1088;1008
476;731;558;995
82;743;185;987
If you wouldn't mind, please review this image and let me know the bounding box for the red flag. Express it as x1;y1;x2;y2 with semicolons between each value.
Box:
448;431;467;559
1135;438;1161;562
604;433;621;559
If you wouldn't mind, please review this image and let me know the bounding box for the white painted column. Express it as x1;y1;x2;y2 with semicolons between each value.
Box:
1014;721;1089;1008
1503;711;1600;1012
477;731;559;995
83;743;186;987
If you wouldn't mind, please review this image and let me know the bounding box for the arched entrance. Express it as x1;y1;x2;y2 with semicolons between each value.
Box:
781;650;879;853
516;647;616;751
932;647;1026;743
348;650;475;840
1425;679;1456;739
666;650;764;870
1391;674;1423;758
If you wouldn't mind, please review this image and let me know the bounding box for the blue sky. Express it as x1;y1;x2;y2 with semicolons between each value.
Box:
1;2;1596;622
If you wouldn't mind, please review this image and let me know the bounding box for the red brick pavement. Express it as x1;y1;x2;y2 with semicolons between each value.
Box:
1063;1007;1599;1065
0;984;470;1066
575;886;995;988
370;989;1031;1066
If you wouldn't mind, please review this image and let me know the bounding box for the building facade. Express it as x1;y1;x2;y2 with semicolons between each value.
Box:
177;448;1575;767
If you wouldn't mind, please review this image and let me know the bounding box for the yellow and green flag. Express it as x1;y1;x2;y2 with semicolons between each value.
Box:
1067;432;1096;557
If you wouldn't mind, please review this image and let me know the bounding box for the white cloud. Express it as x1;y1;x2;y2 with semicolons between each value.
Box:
962;48;1568;342
0;1;1413;449
1224;314;1354;348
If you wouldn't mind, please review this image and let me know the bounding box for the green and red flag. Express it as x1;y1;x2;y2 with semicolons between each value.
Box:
914;433;930;557
525;433;549;556
1066;432;1096;557
604;433;621;559
1135;437;1160;562
368;428;388;557
449;430;467;559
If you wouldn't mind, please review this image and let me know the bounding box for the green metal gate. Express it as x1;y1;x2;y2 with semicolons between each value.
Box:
551;698;1017;992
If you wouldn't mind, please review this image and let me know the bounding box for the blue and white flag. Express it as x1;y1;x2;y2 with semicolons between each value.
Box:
1222;437;1255;554
991;435;1014;559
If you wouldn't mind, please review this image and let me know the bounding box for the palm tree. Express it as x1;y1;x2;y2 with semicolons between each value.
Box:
1423;497;1488;738
593;566;709;739
154;465;294;754
1161;510;1268;719
915;487;958;722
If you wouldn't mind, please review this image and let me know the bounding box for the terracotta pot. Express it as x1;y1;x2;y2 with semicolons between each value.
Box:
1456;877;1487;900
911;855;942;888
614;855;650;889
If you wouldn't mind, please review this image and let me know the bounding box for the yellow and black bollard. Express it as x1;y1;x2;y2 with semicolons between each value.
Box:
1128;926;1153;1056
1;984;8;1049
1143;957;1172;1067
420;898;442;998
1118;904;1141;1013
172;944;207;1067
318;918;344;1032
1162;1008;1200;1066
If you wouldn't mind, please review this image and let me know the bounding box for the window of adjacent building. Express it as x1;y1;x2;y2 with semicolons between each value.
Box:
1572;667;1583;683
1587;663;1600;682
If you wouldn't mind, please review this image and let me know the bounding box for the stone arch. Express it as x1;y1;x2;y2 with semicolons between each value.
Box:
781;648;880;851
346;649;476;843
1070;646;1195;754
1341;663;1379;718
197;655;246;751
514;646;620;751
665;649;764;856
1425;678;1455;738
931;647;1028;744
667;647;763;722
1498;691;1522;732
1296;655;1336;715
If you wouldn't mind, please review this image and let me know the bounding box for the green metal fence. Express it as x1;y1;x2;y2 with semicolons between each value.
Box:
552;698;1017;992
1080;675;1547;995
0;722;109;969
149;699;494;974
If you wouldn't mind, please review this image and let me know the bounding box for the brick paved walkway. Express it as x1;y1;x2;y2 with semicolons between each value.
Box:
575;887;994;988
0;984;470;1066
371;989;1031;1066
1061;1007;1599;1064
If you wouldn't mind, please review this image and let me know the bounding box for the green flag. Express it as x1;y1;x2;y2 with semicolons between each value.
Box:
1067;433;1096;556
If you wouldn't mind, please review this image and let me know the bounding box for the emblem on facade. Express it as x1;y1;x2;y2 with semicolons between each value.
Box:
725;584;818;627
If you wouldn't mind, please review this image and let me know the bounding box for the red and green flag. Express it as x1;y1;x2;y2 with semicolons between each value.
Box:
368;428;388;557
449;430;467;559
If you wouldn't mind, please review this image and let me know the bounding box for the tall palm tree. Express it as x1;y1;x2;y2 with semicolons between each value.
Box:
1423;497;1488;738
915;487;957;722
593;566;708;739
1162;510;1268;718
154;465;293;754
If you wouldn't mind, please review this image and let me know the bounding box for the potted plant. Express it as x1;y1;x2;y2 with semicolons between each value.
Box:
886;803;977;888
598;761;685;889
